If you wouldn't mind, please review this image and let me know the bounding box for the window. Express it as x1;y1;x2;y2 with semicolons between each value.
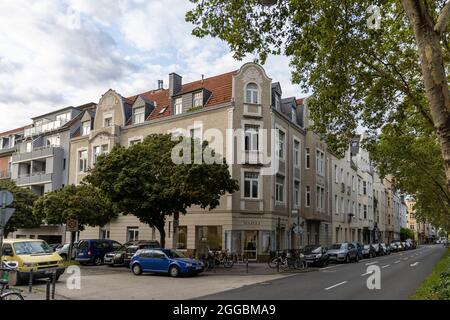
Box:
346;172;350;187
244;124;259;151
133;107;145;124
316;186;324;211
56;112;71;123
244;172;259;199
294;181;300;207
277;129;285;159
363;181;367;195
100;229;110;239
347;199;350;214
93;145;109;164
291;107;297;123
305;186;311;207
193;92;203;108
293;140;300;167
26;141;32;152
358;178;362;195
364;205;367;219
316;150;325;175
174;98;183;115
46;135;60;147
127;227;139;242
190;127;201;140
176;226;187;249
335;195;339;214
352;176;355;191
275;175;285;203
246;83;259;104
335;165;338;183
305;148;310;169
81;121;90;136
78;150;88;173
104;117;112;127
358;203;362;218
341;197;344;214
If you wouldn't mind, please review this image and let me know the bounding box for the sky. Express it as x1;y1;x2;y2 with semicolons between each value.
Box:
0;0;305;132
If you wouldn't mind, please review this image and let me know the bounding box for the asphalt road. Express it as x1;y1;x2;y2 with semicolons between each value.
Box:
198;245;446;300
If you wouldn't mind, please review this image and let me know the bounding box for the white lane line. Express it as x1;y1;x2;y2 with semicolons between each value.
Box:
365;261;378;266
361;271;374;276
410;262;420;267
382;264;390;269
321;265;340;271
403;257;409;260
325;281;348;291
394;260;401;264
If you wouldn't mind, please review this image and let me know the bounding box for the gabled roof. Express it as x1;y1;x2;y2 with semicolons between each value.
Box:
127;71;236;121
0;125;30;137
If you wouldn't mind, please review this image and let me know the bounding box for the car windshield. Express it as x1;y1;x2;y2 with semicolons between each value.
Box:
331;244;344;250
304;245;321;254
13;241;52;255
163;250;186;258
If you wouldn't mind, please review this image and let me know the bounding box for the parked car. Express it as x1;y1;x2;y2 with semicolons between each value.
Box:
303;245;329;267
371;243;385;256
130;248;204;277
1;239;66;285
75;239;122;265
362;244;376;258
104;240;160;267
49;243;62;252
327;242;358;263
390;241;403;252
380;243;391;255
352;242;364;261
55;242;78;261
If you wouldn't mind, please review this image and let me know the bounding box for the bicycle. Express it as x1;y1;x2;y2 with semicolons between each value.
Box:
267;250;307;270
0;261;24;300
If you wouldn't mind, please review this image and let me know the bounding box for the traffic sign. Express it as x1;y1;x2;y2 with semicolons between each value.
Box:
0;190;13;207
0;208;15;227
66;219;79;232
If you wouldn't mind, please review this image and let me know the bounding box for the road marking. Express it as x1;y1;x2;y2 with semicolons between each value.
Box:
382;264;390;269
325;281;348;291
321;265;340;271
365;261;378;266
410;262;420;267
403;257;409;260
361;271;374;276
394;260;401;264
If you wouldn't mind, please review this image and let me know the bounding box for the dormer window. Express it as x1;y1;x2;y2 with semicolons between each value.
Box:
291;107;297;123
274;95;281;110
104;117;112;127
246;83;259;104
193;92;203;108
133;107;145;124
81;121;90;136
174;98;183;115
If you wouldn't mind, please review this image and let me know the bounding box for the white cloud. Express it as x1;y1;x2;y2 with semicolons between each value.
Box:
0;0;305;132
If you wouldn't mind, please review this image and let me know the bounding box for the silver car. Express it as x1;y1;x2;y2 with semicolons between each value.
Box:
327;242;359;263
55;242;78;260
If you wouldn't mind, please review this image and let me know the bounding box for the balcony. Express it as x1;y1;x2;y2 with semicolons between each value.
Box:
12;146;63;163
15;171;53;186
243;103;262;118
24;119;69;137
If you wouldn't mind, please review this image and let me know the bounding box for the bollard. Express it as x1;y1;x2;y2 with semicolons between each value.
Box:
28;269;33;293
51;270;57;300
45;280;51;301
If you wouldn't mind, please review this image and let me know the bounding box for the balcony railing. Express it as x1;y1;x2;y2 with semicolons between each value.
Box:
24;119;69;137
0;171;11;180
12;145;62;162
15;172;53;186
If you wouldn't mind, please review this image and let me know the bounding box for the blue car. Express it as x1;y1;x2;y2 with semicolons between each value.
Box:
75;239;122;266
130;248;204;277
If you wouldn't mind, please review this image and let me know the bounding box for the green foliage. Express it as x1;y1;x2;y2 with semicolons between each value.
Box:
400;227;415;241
85;134;239;248
33;184;118;231
0;180;40;237
187;106;202;113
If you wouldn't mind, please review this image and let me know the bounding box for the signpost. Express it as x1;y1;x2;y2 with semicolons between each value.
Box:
66;219;79;262
0;190;15;268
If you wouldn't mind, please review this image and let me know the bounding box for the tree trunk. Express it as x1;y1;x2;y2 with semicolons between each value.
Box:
156;223;166;248
401;0;450;191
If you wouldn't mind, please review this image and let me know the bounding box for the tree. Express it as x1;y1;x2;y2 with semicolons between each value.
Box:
400;227;415;240
0;180;41;237
186;0;450;191
85;134;239;248
33;184;118;231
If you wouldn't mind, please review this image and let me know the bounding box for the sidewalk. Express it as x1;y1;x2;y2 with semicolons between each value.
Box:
201;262;319;276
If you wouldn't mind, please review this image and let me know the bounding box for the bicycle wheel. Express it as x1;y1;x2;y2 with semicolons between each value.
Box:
1;292;24;300
223;257;234;268
280;259;290;270
268;257;279;268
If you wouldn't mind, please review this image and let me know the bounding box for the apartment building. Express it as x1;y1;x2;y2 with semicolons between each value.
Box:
373;171;386;242
330;149;359;243
66;62;322;260
9;103;96;243
405;197;437;244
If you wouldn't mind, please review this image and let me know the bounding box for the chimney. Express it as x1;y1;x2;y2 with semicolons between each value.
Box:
169;73;182;97
157;80;164;90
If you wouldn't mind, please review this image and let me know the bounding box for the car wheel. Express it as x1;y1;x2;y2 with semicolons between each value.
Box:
94;256;103;266
60;253;67;261
132;263;142;275
169;265;180;278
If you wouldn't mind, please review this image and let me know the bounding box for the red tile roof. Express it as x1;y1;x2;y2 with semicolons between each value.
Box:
127;71;236;121
0;125;31;136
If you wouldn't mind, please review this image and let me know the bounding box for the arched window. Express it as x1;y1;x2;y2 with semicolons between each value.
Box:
245;83;259;104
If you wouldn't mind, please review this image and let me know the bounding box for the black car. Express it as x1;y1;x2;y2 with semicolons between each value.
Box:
104;240;160;267
362;244;376;259
303;245;329;267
